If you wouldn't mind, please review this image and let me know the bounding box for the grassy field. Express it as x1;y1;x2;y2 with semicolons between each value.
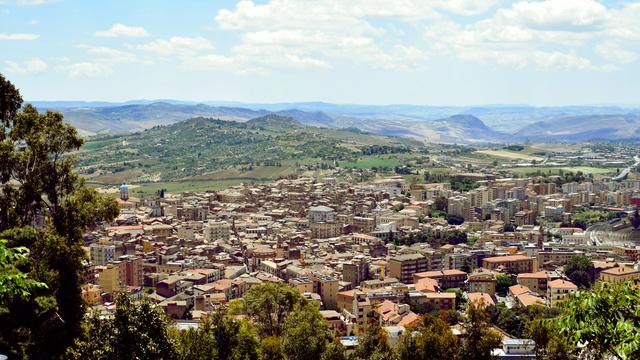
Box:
476;149;545;161
510;166;615;175
129;179;250;195
339;156;402;169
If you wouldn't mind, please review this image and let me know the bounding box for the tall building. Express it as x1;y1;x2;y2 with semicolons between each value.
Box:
342;256;370;286
90;242;116;266
204;220;231;242
308;206;337;223
120;183;129;201
389;253;428;284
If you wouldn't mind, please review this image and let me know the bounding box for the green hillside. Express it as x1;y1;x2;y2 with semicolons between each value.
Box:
77;114;417;184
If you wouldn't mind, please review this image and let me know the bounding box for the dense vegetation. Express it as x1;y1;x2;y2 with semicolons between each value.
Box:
77;115;414;182
0;74;119;359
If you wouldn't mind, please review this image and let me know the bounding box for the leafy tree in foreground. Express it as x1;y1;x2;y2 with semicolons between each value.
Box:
563;255;594;288
282;303;332;360
260;336;286;360
351;322;394;360
243;282;305;337
0;74;119;359
556;281;640;360
397;314;458;360
321;341;346;360
459;303;502;360
68;294;178;360
0;239;46;306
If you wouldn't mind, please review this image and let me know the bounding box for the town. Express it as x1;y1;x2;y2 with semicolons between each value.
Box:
83;156;640;358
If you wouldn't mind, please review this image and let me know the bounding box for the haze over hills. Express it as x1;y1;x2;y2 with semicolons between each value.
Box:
30;100;640;143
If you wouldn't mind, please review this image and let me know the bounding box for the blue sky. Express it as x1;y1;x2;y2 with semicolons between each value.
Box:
1;0;639;106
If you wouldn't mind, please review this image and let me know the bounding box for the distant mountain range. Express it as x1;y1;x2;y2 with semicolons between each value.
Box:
29;100;640;143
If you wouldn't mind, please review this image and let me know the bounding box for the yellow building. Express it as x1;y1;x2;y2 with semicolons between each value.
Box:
97;263;124;294
547;279;577;306
599;266;640;284
482;255;538;274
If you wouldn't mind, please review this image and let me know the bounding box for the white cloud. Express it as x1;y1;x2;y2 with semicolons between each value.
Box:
0;32;39;40
4;57;48;74
421;0;639;70
135;36;214;56
95;23;149;38
506;0;608;31
596;42;638;65
214;0;439;72
57;62;113;78
78;45;139;63
16;0;53;5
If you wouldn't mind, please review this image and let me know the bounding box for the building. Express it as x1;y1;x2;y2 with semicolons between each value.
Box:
547;279;577;306
482;255;538;274
389;253;428;284
310;221;342;239
412;269;467;289
342;256;370;287
423;292;456;311
468;271;497;296
97;263;124;294
517;271;549;295
204;220;230;242
90;242;116;266
599;265;640;284
308;206;337;223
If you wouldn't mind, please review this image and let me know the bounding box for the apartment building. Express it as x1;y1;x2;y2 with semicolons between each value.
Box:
482;255;538;274
389;253;428;284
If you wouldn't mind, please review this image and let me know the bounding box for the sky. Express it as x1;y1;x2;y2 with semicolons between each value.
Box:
1;0;639;106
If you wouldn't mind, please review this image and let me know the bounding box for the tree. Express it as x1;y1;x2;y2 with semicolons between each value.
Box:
563;256;594;288
459;303;502;360
261;336;285;360
68;294;178;360
434;196;448;212
352;323;393;360
243;283;305;337
321;341;346;360
447;215;464;225
397;314;458;360
282;303;332;360
0;74;119;358
0;239;46;306
495;274;515;295
174;318;218;360
556;281;640;360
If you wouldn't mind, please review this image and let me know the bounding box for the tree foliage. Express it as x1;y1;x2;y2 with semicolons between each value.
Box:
282;303;332;360
68;294;178;360
0;73;119;358
557;281;640;360
459;303;502;360
242;282;306;337
397;314;458;360
563;255;594;289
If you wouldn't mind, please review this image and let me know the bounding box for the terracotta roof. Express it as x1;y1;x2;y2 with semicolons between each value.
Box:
468;292;495;308
548;279;577;290
509;284;531;296
484;255;533;263
516;293;544;307
601;266;639;276
517;271;549;280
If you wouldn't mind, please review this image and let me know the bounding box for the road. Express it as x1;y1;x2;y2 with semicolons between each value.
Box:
612;155;640;181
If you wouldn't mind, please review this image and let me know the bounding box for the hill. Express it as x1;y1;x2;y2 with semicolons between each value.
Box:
76;115;416;184
516;113;640;141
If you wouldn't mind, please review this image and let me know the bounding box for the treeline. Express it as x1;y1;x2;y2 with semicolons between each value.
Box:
66;281;640;360
360;145;411;156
